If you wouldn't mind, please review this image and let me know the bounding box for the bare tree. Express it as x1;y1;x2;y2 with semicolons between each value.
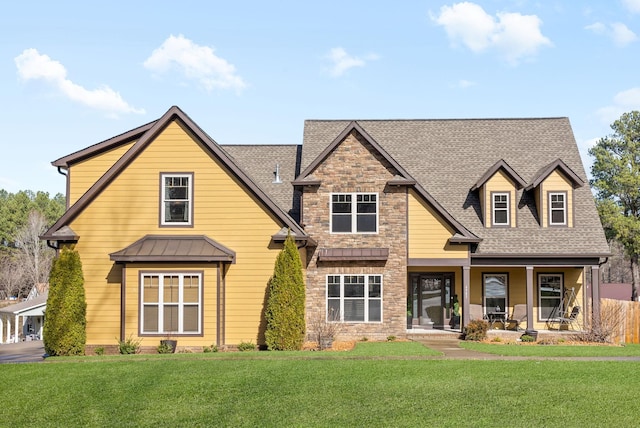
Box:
0;252;26;298
13;210;55;294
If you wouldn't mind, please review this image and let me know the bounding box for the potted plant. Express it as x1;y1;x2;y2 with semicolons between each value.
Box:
159;335;177;353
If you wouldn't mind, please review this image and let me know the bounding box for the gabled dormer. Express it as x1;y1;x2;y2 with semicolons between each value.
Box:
525;159;584;228
471;160;526;228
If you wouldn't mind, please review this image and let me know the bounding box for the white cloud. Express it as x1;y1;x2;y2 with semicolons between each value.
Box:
15;48;145;116
455;79;476;88
431;2;552;65
144;34;246;92
325;47;379;77
586;22;638;46
596;87;640;123
622;0;640;14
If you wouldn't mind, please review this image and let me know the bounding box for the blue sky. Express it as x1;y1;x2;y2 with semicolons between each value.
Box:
2;0;639;196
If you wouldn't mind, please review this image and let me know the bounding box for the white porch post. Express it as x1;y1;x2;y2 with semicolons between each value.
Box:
14;314;19;343
6;317;11;343
0;316;4;343
38;316;44;340
526;266;534;331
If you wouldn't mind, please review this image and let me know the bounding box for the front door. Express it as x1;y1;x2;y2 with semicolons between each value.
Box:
409;273;454;329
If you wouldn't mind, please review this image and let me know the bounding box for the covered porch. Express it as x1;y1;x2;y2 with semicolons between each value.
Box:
0;292;47;344
407;258;601;334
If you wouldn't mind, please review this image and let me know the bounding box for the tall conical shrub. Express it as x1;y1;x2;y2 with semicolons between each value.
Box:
43;246;86;356
265;234;305;350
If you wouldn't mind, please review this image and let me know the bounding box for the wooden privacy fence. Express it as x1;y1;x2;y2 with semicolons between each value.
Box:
602;298;640;344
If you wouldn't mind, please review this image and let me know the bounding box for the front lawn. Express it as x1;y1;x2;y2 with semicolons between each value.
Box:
1;342;638;427
461;341;640;357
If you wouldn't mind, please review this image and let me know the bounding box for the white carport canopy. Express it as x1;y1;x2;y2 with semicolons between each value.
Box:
0;292;47;344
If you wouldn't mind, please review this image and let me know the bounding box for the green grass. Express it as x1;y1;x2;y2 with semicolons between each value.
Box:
1;342;638;427
461;342;640;357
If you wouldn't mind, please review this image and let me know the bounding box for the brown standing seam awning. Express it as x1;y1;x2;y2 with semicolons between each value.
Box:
109;235;236;263
317;247;389;261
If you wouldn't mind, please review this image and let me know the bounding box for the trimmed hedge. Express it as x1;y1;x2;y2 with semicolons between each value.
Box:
265;234;306;350
43;246;87;356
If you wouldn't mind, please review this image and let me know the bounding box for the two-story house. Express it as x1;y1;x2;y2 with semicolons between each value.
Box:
42;106;609;350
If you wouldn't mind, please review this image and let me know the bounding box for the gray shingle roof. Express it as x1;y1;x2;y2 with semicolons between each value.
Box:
222;144;302;221
300;118;609;256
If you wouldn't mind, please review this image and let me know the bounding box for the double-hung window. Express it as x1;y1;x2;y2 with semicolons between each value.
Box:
141;272;202;334
492;192;509;226
538;274;563;320
483;273;508;313
331;193;378;233
161;173;192;226
549;192;566;226
327;275;382;322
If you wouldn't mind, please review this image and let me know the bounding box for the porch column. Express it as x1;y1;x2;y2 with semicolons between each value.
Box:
591;265;600;326
526;266;534;331
462;266;471;326
6;317;10;343
0;317;3;343
14;314;19;343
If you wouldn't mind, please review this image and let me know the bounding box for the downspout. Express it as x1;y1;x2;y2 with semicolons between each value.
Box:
57;166;70;209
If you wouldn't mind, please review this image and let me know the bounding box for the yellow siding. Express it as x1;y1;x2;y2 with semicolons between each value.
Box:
69;141;136;206
67;121;283;346
407;189;467;259
541;170;573;227
483;170;517;228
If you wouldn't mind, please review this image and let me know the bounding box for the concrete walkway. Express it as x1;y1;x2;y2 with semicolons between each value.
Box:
418;338;516;359
0;340;45;363
415;338;640;361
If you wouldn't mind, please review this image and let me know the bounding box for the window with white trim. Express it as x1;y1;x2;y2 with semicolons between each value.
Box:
327;275;382;322
549;192;566;226
492;192;509;226
161;174;192;225
483;273;508;312
141;273;201;334
331;193;378;233
538;274;563;320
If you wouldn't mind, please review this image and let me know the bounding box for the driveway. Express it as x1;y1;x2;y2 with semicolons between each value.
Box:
0;340;45;363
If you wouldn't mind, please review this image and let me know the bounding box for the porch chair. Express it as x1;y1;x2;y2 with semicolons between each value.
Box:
506;304;527;331
554;306;580;330
468;304;486;321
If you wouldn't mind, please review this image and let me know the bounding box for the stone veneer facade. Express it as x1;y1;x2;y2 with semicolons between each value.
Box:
302;131;408;340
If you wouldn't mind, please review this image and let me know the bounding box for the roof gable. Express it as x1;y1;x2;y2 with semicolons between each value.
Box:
471;159;527;191
302;118;609;256
296;121;479;241
42;106;307;240
525;158;584;190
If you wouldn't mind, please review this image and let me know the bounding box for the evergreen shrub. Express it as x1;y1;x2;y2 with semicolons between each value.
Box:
43;246;87;356
264;234;306;350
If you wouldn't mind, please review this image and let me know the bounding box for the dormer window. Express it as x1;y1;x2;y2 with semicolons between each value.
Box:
549;192;566;226
161;173;193;226
492;192;510;226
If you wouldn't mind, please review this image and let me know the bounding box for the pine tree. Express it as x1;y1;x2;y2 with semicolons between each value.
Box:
265;234;305;350
43;246;87;356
